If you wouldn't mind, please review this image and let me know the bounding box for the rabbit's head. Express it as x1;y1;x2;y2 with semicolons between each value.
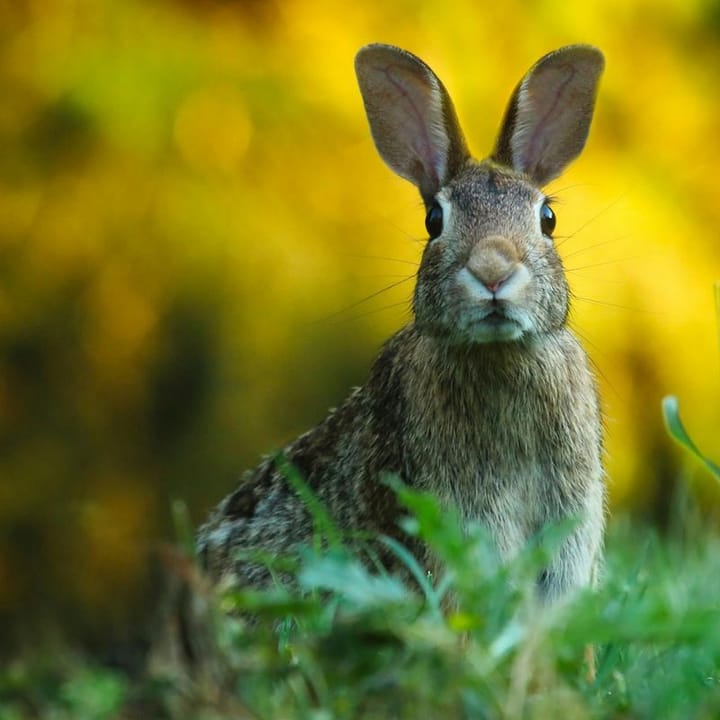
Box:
355;45;603;345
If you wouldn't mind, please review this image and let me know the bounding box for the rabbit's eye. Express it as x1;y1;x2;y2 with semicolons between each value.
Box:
540;202;556;237
425;201;443;239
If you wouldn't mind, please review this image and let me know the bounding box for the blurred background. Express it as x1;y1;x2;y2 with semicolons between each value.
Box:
1;0;718;654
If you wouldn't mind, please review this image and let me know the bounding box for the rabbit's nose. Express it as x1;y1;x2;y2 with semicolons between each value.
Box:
474;268;516;294
466;237;520;295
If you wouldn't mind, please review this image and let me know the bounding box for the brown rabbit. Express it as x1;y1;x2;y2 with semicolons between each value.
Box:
197;44;606;603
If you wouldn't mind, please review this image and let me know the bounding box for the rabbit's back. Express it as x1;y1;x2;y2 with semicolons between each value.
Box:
197;337;411;584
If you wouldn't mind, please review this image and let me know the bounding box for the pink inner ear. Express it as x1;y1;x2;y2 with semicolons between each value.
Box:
377;63;448;188
519;65;575;172
504;47;603;186
514;63;578;178
357;44;470;196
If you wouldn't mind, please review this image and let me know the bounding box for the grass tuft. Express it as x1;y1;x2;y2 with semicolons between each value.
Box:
4;485;720;719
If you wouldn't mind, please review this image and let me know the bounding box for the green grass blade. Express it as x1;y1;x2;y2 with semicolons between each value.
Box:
170;498;197;556
274;452;344;549
662;395;720;480
379;534;445;617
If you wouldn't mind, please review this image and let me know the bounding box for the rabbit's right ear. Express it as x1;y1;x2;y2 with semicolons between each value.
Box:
355;44;469;203
492;45;604;186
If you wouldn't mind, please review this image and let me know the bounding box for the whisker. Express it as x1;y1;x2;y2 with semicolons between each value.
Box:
340;253;420;267
355;273;419;280
571;294;655;314
561;235;630;261
309;275;415;325
370;214;418;242
555;196;625;248
566;274;627;286
565;255;641;273
568;322;622;401
546;182;587;195
320;299;413;326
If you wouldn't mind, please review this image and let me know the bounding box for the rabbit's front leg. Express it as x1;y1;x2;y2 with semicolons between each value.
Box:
536;510;604;603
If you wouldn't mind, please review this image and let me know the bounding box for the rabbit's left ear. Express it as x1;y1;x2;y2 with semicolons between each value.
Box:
492;45;604;186
355;44;469;203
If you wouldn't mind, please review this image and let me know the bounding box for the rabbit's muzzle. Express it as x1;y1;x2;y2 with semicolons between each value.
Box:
454;235;533;342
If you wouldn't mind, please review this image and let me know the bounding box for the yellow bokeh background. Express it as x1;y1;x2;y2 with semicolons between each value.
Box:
1;0;718;640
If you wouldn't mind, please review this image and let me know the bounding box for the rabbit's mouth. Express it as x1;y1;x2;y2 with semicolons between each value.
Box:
456;307;527;344
482;307;509;324
481;311;523;338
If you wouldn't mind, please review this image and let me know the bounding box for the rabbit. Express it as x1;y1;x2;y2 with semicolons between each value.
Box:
197;43;606;604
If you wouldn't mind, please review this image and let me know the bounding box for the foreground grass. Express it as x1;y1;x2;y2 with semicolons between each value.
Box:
2;483;720;720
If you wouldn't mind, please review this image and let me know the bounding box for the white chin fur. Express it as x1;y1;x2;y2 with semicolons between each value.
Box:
456;321;526;345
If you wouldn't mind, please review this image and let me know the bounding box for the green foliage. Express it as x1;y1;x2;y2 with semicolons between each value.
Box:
663;396;720;481
661;283;720;481
4;484;720;719
0;661;126;720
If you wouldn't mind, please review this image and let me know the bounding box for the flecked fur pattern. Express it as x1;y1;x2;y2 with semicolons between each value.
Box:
198;43;606;603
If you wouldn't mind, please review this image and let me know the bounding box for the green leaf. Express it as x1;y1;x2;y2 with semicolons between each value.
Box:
383;474;467;563
59;669;126;720
299;551;412;614
662;395;720;480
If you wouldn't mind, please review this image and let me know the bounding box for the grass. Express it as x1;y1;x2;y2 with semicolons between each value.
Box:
3;482;720;720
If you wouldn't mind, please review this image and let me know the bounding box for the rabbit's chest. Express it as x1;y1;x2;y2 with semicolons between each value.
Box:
414;416;554;524
407;374;591;556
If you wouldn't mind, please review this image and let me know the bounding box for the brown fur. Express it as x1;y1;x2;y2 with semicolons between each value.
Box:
197;44;606;603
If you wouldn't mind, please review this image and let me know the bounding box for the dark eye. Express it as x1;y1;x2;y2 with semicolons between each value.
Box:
425;201;443;239
540;201;556;237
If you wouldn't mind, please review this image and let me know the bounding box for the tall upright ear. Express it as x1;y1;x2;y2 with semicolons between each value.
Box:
492;45;604;187
355;44;469;203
